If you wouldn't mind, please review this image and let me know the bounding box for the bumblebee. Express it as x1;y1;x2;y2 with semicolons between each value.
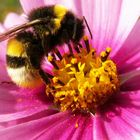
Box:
0;5;85;88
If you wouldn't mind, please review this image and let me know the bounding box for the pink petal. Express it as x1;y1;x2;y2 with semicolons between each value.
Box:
41;57;54;75
113;20;140;73
111;0;140;57
78;0;140;55
0;24;5;33
0;109;57;130
20;0;46;14
4;13;27;29
96;91;140;140
0;83;52;120
120;70;140;91
0;112;93;140
0;62;11;82
79;0;122;53
0;61;52;124
70;114;93;140
0;24;7;63
0;41;7;63
94;113;108;140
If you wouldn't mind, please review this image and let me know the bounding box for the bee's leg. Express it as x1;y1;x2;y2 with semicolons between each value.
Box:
41;34;47;55
41;34;51;57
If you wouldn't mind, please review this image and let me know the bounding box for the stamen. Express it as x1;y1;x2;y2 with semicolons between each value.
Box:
77;43;83;48
83;36;90;53
57;80;65;86
71;58;78;64
46;37;120;113
68;43;74;55
51;53;56;60
52;77;65;86
73;43;80;53
46;72;53;79
39;69;50;84
100;47;111;62
75;122;79;128
48;55;59;69
54;48;63;60
52;77;59;83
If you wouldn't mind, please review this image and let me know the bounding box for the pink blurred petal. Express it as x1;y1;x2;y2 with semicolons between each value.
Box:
120;70;140;85
113;20;140;73
0;82;52;119
79;115;93;140
0;109;57;130
120;70;140;91
0;41;7;63
97;91;140;140
41;57;54;75
0;112;93;140
0;24;7;62
78;0;140;55
0;61;53;123
20;0;46;14
103;114;140;140
111;0;140;57
94;113;108;140
79;0;122;53
0;24;6;33
121;71;140;91
70;114;93;140
0;61;11;82
4;13;27;29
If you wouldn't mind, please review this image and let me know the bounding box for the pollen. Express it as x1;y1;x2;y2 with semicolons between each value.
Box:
46;38;120;113
75;122;79;128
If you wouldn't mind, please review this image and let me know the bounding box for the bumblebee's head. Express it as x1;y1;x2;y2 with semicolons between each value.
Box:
28;5;85;48
29;5;67;36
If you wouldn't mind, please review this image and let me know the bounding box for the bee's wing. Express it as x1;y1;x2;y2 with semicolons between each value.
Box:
0;18;50;41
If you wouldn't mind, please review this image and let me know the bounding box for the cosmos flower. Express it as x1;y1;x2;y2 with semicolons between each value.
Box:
0;0;140;139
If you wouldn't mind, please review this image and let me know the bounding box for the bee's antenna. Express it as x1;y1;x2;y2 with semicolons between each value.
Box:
83;16;93;39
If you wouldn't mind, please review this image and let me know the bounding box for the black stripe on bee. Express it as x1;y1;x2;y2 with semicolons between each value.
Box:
6;55;26;68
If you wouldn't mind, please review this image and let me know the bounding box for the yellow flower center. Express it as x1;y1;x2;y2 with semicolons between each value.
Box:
46;36;120;113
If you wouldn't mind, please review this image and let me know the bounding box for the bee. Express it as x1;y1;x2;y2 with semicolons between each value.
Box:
0;5;85;88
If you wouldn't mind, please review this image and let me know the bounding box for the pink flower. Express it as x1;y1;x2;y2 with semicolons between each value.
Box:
0;0;140;139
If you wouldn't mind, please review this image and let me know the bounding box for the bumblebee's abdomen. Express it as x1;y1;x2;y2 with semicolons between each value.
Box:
6;54;43;88
7;65;43;88
6;32;44;88
6;55;26;68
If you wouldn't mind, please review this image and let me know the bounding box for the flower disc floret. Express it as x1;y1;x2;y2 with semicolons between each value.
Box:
46;37;120;112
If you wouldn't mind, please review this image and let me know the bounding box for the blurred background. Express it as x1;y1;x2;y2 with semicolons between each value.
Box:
0;0;21;22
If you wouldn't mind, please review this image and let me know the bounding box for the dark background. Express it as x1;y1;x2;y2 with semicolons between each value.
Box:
0;0;21;22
